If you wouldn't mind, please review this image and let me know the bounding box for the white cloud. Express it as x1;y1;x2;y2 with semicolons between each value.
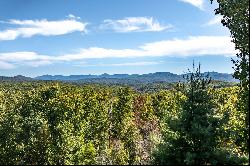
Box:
179;0;204;10
100;17;173;33
204;16;223;26
0;36;236;69
67;14;81;20
0;61;15;69
0;17;88;40
0;52;53;68
0;52;51;61
139;36;236;56
58;36;236;60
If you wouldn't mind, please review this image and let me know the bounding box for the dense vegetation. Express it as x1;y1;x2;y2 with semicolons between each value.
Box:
211;0;249;153
0;71;248;164
0;0;248;164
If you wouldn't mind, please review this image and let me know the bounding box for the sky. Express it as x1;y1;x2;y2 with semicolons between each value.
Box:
0;0;237;77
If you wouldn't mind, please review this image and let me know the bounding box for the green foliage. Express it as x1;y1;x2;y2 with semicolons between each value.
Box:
0;82;160;165
211;87;249;164
211;0;249;153
152;64;248;165
0;80;248;165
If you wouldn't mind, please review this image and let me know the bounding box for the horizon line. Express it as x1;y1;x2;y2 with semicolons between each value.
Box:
1;71;234;79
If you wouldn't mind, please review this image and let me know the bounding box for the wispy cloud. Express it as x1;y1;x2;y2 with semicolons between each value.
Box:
179;0;204;10
24;60;53;67
204;15;223;26
66;14;81;20
0;52;53;68
77;61;162;67
0;61;15;69
100;17;173;33
0;36;236;69
0;52;51;61
108;61;161;66
0;16;88;41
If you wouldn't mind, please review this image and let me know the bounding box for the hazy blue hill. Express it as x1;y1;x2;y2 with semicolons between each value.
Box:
0;72;237;83
0;75;33;81
0;72;238;93
34;72;238;83
35;74;97;80
203;72;237;82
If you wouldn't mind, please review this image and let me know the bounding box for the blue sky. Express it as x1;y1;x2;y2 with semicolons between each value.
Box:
0;0;237;77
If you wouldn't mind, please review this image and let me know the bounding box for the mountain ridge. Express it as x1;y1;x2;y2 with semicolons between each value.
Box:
0;72;237;83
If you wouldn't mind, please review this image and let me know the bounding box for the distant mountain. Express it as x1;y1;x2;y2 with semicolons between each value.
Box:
203;72;237;82
0;72;237;83
0;75;33;81
35;72;238;83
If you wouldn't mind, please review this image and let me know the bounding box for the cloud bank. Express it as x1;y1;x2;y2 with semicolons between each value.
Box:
0;36;236;69
58;36;236;60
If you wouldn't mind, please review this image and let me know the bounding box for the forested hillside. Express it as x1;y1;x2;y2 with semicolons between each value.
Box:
0;74;248;164
0;0;248;164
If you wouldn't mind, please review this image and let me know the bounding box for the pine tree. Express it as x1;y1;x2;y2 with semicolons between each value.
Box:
153;63;221;165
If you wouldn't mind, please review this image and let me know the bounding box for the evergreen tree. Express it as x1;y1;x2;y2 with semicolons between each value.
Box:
153;64;221;165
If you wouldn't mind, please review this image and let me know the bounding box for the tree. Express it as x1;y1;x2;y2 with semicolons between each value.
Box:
210;0;249;152
153;63;248;164
153;64;225;165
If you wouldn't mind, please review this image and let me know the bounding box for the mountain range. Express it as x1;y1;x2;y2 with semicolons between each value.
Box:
0;72;238;83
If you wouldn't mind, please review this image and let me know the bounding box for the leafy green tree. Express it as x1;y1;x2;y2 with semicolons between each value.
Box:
210;0;249;152
212;86;248;163
110;87;141;165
